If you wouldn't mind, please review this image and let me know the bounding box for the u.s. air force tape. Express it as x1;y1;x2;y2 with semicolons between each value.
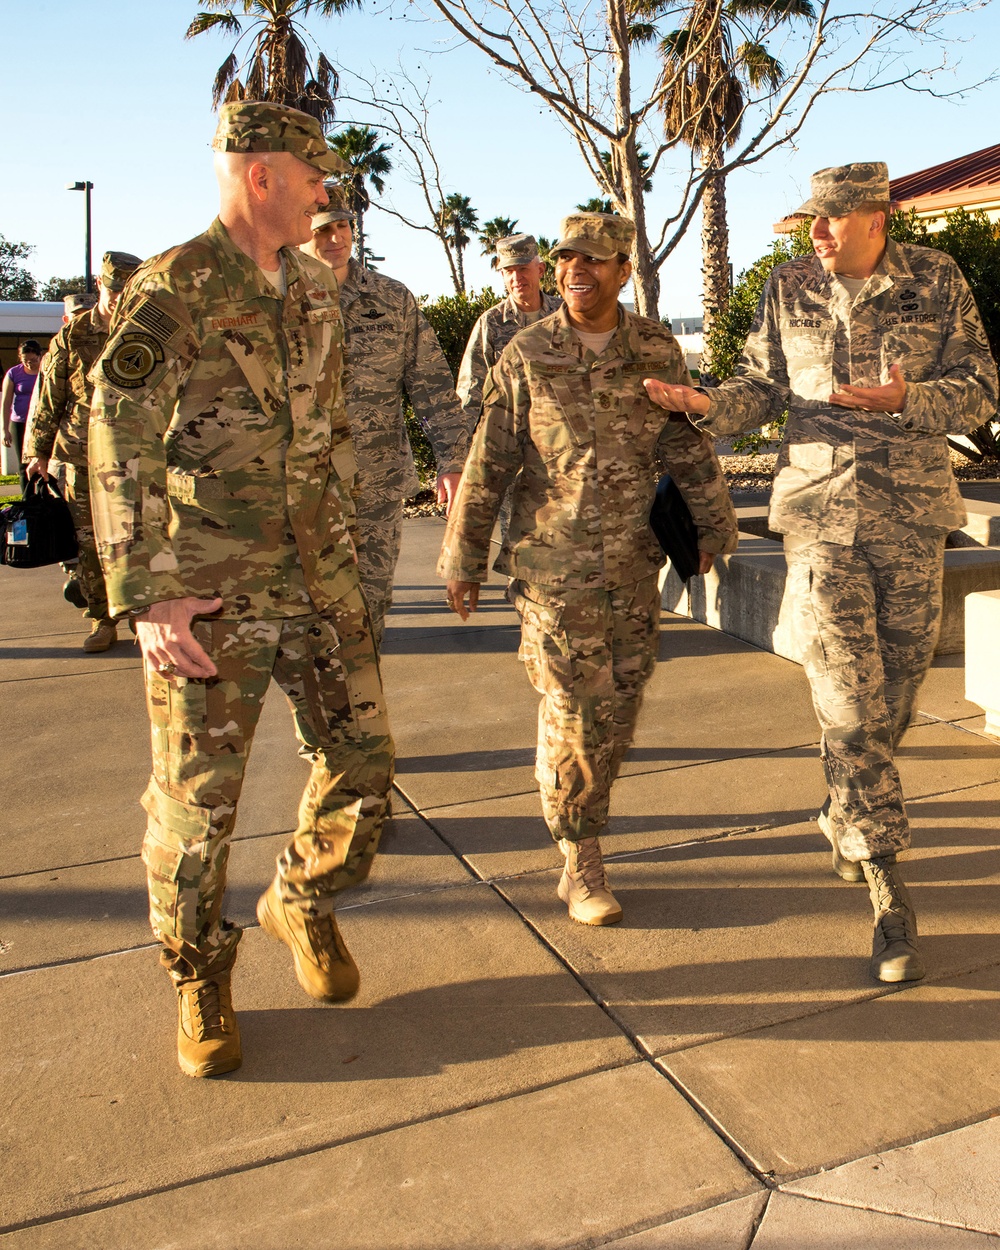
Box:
102;331;165;389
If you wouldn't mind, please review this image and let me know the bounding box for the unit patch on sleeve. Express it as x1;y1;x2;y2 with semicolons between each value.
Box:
102;332;165;389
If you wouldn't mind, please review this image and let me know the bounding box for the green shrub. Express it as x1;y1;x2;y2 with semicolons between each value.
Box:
405;286;500;485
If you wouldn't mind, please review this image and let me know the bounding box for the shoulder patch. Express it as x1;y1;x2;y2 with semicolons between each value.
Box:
129;299;181;344
102;332;165;389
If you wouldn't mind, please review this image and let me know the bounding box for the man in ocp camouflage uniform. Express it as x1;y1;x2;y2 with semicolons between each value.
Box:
457;233;562;426
25;252;141;652
441;212;737;926
89;102;394;1079
300;189;467;647
647;162;998;984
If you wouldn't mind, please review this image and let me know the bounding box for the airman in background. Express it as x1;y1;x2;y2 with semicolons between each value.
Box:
301;188;467;647
457;232;562;427
440;212;737;926
25;252;141;649
646;161;999;984
89;102;394;1079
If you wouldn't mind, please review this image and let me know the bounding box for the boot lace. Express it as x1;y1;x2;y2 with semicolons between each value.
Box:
574;838;609;895
186;979;229;1037
868;863;911;943
305;912;345;967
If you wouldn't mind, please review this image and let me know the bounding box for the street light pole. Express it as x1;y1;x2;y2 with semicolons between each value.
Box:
66;181;95;293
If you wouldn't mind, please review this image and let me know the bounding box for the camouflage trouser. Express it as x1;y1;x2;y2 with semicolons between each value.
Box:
63;463;109;620
784;531;946;862
356;495;405;650
511;575;661;843
141;585;395;984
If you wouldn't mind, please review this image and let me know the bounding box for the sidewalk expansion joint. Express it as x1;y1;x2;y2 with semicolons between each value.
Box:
406;799;780;1190
0;941;160;980
0;664;143;685
778;1176;1000;1237
0;1060;643;1238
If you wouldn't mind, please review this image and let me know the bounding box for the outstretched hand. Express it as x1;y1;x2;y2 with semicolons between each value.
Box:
830;363;907;413
643;378;710;415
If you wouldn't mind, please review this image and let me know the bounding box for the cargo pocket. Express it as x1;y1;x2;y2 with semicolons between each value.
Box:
511;584;575;697
140;779;222;945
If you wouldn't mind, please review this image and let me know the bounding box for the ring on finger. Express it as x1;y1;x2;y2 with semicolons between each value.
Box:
157;661;177;676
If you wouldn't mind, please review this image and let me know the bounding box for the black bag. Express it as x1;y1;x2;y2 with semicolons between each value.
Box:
649;473;700;582
1;476;79;569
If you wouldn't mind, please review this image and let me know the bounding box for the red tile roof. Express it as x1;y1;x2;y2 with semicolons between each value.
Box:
890;143;1000;203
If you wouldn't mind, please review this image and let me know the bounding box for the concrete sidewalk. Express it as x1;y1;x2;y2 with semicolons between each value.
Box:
2;518;1000;1249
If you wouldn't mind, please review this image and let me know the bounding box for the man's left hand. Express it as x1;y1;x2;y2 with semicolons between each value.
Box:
698;550;715;576
830;362;907;413
437;472;462;517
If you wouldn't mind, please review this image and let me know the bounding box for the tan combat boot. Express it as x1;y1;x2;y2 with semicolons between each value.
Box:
83;619;117;653
817;804;865;883
257;881;360;1002
176;972;241;1078
863;858;925;983
557;837;623;926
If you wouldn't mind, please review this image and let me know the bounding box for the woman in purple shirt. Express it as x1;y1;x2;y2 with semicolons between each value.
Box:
2;339;43;495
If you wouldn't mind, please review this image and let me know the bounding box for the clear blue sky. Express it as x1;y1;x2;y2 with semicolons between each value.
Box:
3;0;998;318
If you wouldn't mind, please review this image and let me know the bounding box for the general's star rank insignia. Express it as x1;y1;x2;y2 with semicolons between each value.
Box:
102;332;165;389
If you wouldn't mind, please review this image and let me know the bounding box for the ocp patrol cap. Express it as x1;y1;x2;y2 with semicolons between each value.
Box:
64;292;97;315
212;101;348;176
796;162;891;217
551;212;635;260
496;233;539;267
311;182;355;228
100;251;142;291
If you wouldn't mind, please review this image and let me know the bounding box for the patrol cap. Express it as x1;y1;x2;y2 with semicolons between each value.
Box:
212;101;347;176
796;162;891;217
496;233;539;267
100;251;142;291
64;292;97;315
311;182;355;229
551;212;635;261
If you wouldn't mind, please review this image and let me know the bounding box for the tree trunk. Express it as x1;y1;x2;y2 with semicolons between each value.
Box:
456;244;466;292
355;209;366;264
607;0;660;320
700;157;730;344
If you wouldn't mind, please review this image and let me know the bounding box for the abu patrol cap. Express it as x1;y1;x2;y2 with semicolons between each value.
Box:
212;101;347;176
796;162;891;217
100;251;142;292
64;292;97;315
496;233;539;268
311;182;355;228
551;212;635;260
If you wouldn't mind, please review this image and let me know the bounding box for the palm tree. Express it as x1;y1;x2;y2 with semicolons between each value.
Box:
327;125;392;264
185;0;361;126
480;216;520;268
576;198;614;214
650;0;815;338
536;236;559;294
442;194;479;292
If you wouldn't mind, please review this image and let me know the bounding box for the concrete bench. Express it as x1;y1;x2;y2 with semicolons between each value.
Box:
736;500;1000;549
662;533;1000;658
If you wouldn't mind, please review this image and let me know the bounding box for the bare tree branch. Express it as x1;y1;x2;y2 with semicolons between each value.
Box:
394;0;994;315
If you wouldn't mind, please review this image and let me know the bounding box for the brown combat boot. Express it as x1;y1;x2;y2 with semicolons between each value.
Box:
817;803;865;883
863;857;925;984
176;972;241;1078
82;619;117;653
257;881;360;1002
557;837;623;926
